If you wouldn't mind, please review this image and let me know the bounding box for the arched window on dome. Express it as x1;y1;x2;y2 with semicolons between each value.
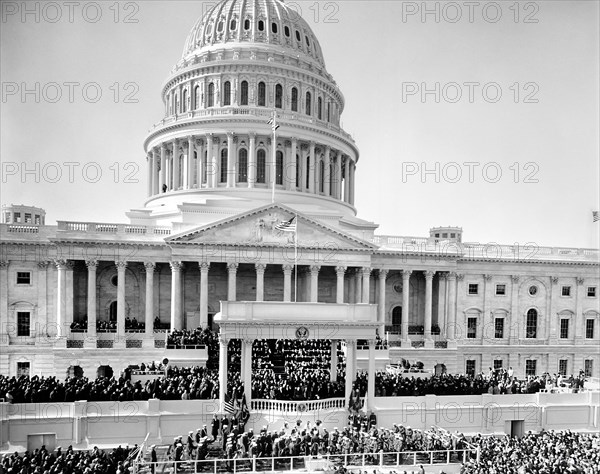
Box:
256;149;266;183
258;20;265;32
327;102;331;122
329;163;333;195
276;151;283;185
271;22;278;34
295;30;301;42
296;154;300;188
305;91;311;116
284;25;290;37
275;84;283;109
291;87;298;112
305;155;310;189
182;89;188;113
526;309;538;338
207;83;215;107
217;20;224;32
305;35;310;47
317;97;322;120
220;149;228;183
223;81;231;106
244;19;250;31
194;85;200;110
319;159;324;193
238;149;248;183
230;19;236;30
240;81;249;106
258;81;266;107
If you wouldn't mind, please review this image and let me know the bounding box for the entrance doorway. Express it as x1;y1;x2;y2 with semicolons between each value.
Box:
511;420;525;438
392;306;402;333
109;301;117;322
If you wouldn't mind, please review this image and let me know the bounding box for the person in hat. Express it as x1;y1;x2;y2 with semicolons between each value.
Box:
150;445;157;474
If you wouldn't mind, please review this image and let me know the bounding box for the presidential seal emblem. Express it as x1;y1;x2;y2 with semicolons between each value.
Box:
296;327;309;339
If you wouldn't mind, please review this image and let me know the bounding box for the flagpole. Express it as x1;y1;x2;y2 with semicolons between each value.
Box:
271;110;277;204
294;212;298;303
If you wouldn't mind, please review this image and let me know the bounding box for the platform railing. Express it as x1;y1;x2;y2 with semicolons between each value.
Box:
250;397;345;412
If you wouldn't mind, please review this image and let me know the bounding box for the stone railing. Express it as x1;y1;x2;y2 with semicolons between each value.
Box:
56;221;171;237
251;397;345;412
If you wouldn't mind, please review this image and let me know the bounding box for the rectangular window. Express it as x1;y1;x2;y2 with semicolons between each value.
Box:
17;312;30;337
560;319;569;339
468;284;478;295
467;317;477;339
450;233;456;238
588;287;597;297
442;233;448;238
4;212;11;223
17;362;30;377
494;318;504;339
34;215;41;225
493;360;503;371
16;272;31;285
525;360;537;376
435;233;440;238
466;360;476;377
24;213;32;223
526;312;537;338
562;286;571;297
14;212;21;223
584;360;593;377
558;359;568;376
586;319;594;339
495;284;506;296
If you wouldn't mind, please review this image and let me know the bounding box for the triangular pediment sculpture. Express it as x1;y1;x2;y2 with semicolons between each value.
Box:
167;204;376;250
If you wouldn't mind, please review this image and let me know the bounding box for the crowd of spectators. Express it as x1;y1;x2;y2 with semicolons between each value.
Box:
0;444;134;474
70;317;171;332
461;430;600;473
167;327;218;348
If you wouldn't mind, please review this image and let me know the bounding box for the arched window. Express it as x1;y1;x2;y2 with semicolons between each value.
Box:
223;81;231;106
258;82;266;106
306;155;310;189
217;20;224;32
109;301;118;322
275;84;283;109
291;87;298;112
256;149;266;183
295;30;301;42
258;20;265;31
319;160;324;192
240;81;249;105
207;83;215;107
295;154;300;188
276;151;283;185
284;26;290;37
317;97;322;120
194;85;200;110
305;35;310;47
327;102;331;122
271;22;278;34
526;309;538;338
244;19;250;30
305;91;311;116
220;148;228;183
238;149;248;183
392;306;402;330
230;19;236;30
182;89;188;113
329;163;333;195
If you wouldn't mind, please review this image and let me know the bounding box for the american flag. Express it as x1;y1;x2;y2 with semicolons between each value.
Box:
593;211;599;222
223;393;236;415
267;116;280;132
275;216;296;233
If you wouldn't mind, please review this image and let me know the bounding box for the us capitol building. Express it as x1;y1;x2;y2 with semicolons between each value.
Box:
1;0;598;389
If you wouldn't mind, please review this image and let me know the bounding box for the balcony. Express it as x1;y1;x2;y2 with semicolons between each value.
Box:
56;221;171;241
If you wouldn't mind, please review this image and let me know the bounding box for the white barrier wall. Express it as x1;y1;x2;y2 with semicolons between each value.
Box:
0;393;598;451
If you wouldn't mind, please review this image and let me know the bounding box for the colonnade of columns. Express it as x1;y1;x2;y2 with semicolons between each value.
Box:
146;134;356;206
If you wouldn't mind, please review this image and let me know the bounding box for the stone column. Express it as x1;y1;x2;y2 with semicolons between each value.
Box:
248;133;256;188
361;267;371;304
283;265;293;302
367;339;376;409
336;266;346;304
197;139;204;187
343;157;350;203
549;277;558;343
335;151;342;199
219;336;229;412
401;270;412;345
65;261;74;329
289;138;297;190
147;153;153;197
153;149;160;195
37;261;49;335
509;275;520;344
349;160;356;205
115;261;127;345
300;144;307;191
186;136;194;189
345;340;356;409
55;260;67;338
227;262;238;301
159;144;166;192
308;142;315;193
575;277;585;341
144;262;155;345
482;274;492;343
354;269;362;304
241;338;253;406
437;273;447;338
227;132;235;187
347;269;355;304
170;261;183;331
447;273;457;342
199;262;210;327
85;260;98;342
324;146;331;196
255;264;266;302
378;269;388;337
309;265;320;303
330;340;338;382
172;140;180;190
424;270;435;346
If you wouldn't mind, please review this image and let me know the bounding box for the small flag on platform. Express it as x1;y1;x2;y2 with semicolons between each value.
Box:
275;216;297;233
593;210;599;222
224;393;235;415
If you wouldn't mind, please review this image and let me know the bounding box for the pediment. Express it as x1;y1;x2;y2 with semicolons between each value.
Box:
167;204;376;250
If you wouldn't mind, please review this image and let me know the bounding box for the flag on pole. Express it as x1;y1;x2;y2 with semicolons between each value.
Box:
239;394;250;425
275;216;297;233
593;211;599;222
223;393;235;415
267;116;280;132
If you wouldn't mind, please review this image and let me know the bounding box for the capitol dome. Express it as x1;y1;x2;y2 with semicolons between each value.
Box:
181;0;326;69
136;0;369;236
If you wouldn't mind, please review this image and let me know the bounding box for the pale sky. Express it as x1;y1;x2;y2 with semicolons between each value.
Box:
1;0;599;248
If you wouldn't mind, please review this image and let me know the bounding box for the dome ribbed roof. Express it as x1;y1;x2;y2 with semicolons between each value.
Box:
182;0;326;67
